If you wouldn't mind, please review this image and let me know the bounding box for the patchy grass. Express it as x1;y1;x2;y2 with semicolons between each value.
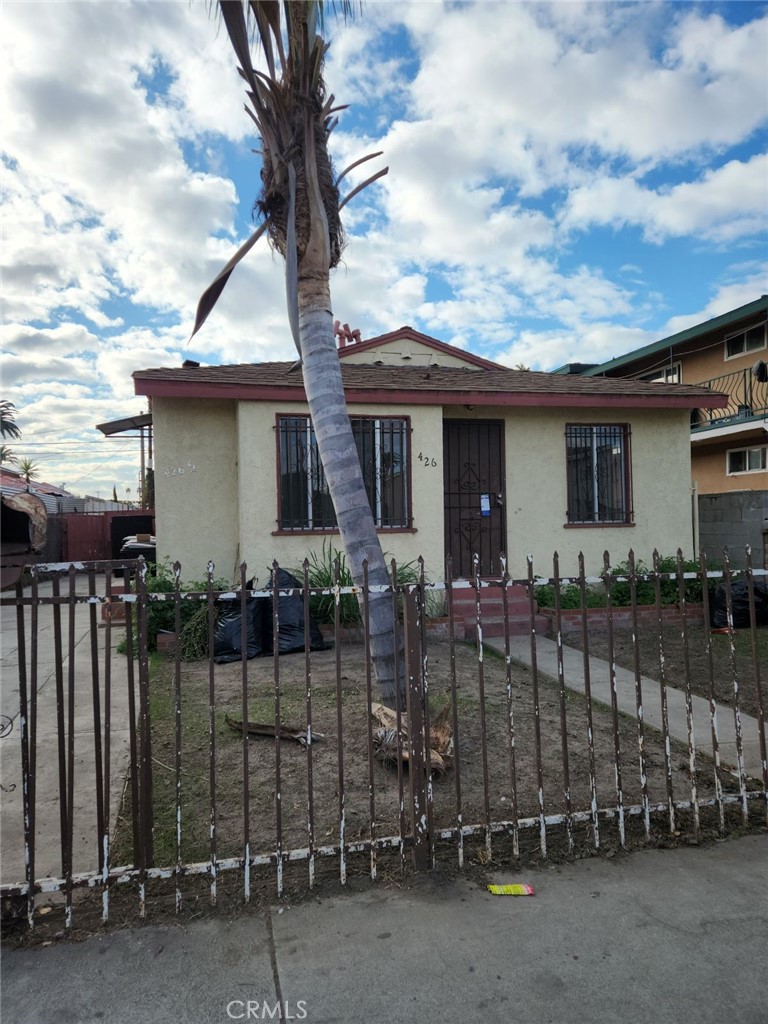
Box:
110;640;726;878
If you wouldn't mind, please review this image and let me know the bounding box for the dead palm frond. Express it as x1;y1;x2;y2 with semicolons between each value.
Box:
192;1;387;340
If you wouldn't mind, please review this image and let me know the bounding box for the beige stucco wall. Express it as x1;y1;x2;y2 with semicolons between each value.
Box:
478;405;692;578
153;398;239;581
236;400;445;586
153;395;695;585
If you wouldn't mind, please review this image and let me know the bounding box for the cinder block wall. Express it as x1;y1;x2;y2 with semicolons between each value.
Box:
698;490;768;569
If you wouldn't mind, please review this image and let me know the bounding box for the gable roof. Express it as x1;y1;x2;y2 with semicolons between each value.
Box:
134;361;727;411
337;325;504;369
574;296;768;377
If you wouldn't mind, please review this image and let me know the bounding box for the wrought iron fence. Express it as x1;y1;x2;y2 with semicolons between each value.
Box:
1;550;766;931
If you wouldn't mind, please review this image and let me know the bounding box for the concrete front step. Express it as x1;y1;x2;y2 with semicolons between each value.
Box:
453;598;531;617
462;615;548;640
451;585;530;608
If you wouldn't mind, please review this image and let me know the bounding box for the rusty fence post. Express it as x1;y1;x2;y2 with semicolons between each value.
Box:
135;560;154;886
403;587;430;871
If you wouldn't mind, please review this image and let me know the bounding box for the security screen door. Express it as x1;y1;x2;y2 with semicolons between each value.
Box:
443;420;506;577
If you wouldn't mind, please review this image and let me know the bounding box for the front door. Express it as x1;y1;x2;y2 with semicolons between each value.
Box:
443;420;506;577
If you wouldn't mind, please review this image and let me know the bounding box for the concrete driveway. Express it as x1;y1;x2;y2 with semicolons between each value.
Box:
1;575;133;886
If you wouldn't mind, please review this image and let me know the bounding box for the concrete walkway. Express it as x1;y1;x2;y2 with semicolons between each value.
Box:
2;833;766;1024
0;576;133;886
485;635;766;781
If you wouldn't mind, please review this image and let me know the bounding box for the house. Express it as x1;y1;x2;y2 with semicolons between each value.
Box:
133;327;726;586
556;296;768;567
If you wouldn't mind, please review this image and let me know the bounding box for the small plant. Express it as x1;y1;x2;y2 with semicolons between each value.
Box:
535;582;605;610
297;541;420;627
534;554;714;610
608;554;711;607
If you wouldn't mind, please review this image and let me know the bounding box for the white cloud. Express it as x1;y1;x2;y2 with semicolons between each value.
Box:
561;154;768;243
1;1;766;497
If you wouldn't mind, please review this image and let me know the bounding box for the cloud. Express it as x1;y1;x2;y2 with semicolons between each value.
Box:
1;0;766;498
393;4;768;187
561;153;768;243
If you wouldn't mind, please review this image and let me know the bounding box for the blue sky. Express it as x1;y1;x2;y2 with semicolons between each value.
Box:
2;0;767;498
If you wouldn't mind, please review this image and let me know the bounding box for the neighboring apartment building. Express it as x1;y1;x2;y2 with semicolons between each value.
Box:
556;296;768;567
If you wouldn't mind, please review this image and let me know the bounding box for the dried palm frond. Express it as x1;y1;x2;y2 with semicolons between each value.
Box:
370;702;454;775
192;1;387;340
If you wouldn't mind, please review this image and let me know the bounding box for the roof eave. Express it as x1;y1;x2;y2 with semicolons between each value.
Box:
134;378;727;410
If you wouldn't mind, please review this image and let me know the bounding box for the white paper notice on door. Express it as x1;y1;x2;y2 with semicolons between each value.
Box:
480;494;491;517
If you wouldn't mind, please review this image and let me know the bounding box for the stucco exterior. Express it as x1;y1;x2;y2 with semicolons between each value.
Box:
692;442;768;494
153;398;239;581
236;400;445;586
152;394;695;583
449;405;694;577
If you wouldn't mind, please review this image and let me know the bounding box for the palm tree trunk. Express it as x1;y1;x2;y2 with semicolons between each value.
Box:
297;276;402;707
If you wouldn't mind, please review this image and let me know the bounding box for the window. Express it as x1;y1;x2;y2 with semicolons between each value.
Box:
565;424;632;525
727;445;767;475
640;363;681;384
278;416;410;530
725;321;767;359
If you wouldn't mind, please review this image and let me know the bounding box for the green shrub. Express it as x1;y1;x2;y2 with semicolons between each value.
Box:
296;541;420;627
534;555;714;610
121;560;230;658
608;555;710;607
535;582;605;609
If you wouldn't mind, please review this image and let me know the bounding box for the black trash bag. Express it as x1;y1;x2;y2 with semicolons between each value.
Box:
213;595;269;664
264;568;327;655
709;578;768;629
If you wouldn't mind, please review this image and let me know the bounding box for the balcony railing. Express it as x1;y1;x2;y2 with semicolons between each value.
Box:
691;367;768;432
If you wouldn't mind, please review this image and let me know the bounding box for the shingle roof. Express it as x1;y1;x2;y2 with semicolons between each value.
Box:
134;360;726;409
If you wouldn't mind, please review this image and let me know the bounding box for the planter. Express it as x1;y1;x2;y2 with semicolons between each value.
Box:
101;585;127;622
156;630;177;656
539;604;705;636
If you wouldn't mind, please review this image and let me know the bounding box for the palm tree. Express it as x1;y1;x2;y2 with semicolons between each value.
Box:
18;457;40;490
195;1;402;705
0;444;18;466
0;400;22;440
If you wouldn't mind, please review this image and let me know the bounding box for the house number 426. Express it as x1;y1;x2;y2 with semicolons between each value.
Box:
417;452;437;467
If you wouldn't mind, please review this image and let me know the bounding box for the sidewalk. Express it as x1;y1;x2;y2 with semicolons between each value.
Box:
485;634;766;781
2;833;765;1024
0;576;133;885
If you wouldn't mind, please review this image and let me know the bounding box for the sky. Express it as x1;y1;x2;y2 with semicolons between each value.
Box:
2;0;767;500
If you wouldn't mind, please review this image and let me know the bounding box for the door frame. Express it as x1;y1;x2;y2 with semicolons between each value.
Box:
442;418;507;578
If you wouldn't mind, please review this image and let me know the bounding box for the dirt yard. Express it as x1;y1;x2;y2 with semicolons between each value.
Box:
110;638;728;873
563;625;767;721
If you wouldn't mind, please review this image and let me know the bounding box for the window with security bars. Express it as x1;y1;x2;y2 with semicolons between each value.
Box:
565;424;632;525
278;416;410;530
